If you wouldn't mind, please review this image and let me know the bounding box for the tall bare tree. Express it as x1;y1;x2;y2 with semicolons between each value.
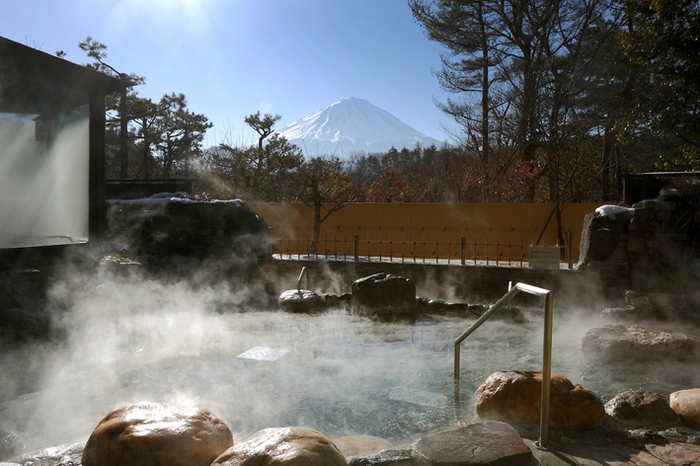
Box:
411;0;509;200
411;0;611;202
293;157;359;254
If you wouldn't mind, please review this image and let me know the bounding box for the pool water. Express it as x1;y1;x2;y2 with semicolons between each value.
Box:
1;291;698;452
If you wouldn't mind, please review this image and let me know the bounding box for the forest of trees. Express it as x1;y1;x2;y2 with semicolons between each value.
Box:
408;0;700;205
79;37;212;180
85;0;700;208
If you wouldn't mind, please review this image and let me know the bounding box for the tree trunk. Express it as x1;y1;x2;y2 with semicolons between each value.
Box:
479;0;490;173
602;122;615;202
119;88;129;179
311;201;322;255
139;132;150;179
520;47;538;202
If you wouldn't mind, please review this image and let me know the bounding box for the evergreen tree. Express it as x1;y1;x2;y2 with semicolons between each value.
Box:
623;0;700;150
216;112;303;200
79;36;144;179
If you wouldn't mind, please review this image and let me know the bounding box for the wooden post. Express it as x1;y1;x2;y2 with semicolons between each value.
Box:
354;234;359;262
460;236;466;265
402;234;405;264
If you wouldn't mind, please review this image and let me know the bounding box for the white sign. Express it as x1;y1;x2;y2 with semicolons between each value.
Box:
529;245;560;269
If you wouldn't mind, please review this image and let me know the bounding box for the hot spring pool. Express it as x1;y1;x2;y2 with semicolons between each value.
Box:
1;275;699;452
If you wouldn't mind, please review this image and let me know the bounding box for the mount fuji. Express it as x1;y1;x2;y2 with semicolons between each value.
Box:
273;97;444;157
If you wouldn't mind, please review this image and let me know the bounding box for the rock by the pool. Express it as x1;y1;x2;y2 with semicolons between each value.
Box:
415;298;526;323
412;421;533;466
646;443;700;464
81;401;233;466
580;324;700;360
605;390;680;427
7;442;84;466
474;370;605;430
107;197;269;269
578;206;634;267
347;449;414;466
350;273;416;320
670;388;700;428
212;426;347;466
278;289;323;313
0;429;24;461
332;435;394;458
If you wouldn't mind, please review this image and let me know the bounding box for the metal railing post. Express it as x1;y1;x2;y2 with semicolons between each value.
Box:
296;266;309;290
453;282;554;450
536;291;554;449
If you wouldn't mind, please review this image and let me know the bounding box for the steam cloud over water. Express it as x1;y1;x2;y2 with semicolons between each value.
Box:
1;266;699;452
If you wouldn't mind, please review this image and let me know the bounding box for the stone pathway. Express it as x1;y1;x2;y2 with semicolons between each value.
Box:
407;422;700;466
537;442;700;466
412;421;534;465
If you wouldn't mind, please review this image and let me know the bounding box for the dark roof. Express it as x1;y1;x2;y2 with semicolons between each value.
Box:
0;35;125;96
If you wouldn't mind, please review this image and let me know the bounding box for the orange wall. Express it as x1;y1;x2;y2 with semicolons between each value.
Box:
249;203;600;262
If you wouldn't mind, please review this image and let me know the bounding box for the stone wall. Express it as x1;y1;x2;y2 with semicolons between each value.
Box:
107;197;270;273
579;191;700;295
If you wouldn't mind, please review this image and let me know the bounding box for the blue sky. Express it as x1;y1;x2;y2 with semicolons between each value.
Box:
1;0;456;147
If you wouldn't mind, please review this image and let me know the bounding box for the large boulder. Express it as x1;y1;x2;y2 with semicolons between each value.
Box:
107;197;269;271
578;205;634;271
604;390;680;427
278;289;323;313
580;324;700;361
82;401;233;466
474;370;605;430
212;426;346;466
350;273;416;320
278;291;351;313
578;193;700;295
670;388;700;428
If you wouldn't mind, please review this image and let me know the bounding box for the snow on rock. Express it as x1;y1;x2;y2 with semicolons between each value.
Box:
595;204;634;219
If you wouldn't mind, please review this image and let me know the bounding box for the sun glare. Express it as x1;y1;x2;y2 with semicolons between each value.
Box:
114;0;217;39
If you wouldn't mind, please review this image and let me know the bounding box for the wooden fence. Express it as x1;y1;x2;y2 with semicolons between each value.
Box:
248;202;600;267
271;231;576;267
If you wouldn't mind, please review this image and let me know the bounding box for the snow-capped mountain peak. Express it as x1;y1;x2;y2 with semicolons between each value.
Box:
274;97;443;157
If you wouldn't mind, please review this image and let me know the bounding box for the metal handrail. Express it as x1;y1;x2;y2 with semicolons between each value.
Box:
296;266;309;290
454;282;554;450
